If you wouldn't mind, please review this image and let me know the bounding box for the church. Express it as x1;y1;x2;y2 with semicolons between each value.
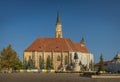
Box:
23;11;94;71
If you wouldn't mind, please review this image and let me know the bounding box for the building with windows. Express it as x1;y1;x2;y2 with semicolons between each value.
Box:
95;53;120;73
23;11;94;71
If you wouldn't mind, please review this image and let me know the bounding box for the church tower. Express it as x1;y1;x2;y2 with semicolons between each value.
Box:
80;37;85;46
55;10;62;38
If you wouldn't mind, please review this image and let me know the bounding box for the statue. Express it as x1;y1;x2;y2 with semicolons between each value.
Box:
73;52;80;71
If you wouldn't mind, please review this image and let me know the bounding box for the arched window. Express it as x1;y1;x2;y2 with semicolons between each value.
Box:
46;55;51;69
32;52;35;62
39;56;42;62
64;56;68;65
57;55;61;61
47;55;50;60
39;56;44;69
29;56;31;60
28;56;34;69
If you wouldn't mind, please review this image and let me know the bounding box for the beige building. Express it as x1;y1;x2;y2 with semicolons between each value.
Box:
107;54;120;73
95;53;120;73
23;11;94;70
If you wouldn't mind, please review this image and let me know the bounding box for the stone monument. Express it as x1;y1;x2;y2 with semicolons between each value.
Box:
73;52;80;71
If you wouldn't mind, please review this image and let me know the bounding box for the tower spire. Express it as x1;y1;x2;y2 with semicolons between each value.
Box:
55;10;62;38
56;10;61;24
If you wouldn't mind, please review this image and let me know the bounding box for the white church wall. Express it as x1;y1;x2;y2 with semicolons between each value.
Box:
71;52;94;69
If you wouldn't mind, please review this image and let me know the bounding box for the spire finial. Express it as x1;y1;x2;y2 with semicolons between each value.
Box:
56;10;61;24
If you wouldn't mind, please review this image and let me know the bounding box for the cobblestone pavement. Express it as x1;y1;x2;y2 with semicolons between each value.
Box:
0;73;120;82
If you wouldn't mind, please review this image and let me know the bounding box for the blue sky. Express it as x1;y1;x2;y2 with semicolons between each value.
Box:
0;0;120;62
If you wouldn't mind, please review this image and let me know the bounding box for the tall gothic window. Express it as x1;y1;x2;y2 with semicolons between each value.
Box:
57;55;61;61
46;55;51;69
29;56;31;60
27;56;35;69
39;56;42;62
65;56;68;65
39;56;44;69
32;52;35;64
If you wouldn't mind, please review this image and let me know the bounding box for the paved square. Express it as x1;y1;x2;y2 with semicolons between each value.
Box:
0;73;120;82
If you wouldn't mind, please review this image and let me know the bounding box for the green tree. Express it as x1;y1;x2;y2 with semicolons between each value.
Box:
64;56;68;65
27;58;35;69
98;54;104;72
50;58;54;69
39;57;44;69
0;44;22;71
24;58;28;69
89;60;94;71
46;56;51;69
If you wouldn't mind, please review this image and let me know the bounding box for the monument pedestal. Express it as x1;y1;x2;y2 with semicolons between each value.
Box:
73;52;80;71
73;62;80;71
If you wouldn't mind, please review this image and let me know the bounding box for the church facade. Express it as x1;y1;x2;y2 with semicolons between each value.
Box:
23;11;94;71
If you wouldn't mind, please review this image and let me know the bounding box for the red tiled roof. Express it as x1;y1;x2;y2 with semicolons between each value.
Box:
25;38;76;52
73;42;89;53
94;60;112;67
25;38;89;53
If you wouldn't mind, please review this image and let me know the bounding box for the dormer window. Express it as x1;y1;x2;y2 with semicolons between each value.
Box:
56;46;59;48
39;46;41;48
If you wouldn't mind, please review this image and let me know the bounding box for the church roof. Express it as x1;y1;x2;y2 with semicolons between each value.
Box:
73;42;89;53
25;38;89;53
25;38;76;52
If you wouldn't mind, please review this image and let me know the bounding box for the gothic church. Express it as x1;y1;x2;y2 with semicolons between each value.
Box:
23;11;94;71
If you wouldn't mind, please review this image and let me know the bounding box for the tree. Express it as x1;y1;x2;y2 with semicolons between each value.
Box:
89;60;94;71
46;56;53;69
46;56;51;69
50;58;54;69
0;44;22;71
27;58;35;69
24;58;28;69
39;57;44;69
98;54;104;72
65;56;68;65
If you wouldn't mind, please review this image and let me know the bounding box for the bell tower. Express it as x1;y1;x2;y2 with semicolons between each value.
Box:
55;10;62;38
